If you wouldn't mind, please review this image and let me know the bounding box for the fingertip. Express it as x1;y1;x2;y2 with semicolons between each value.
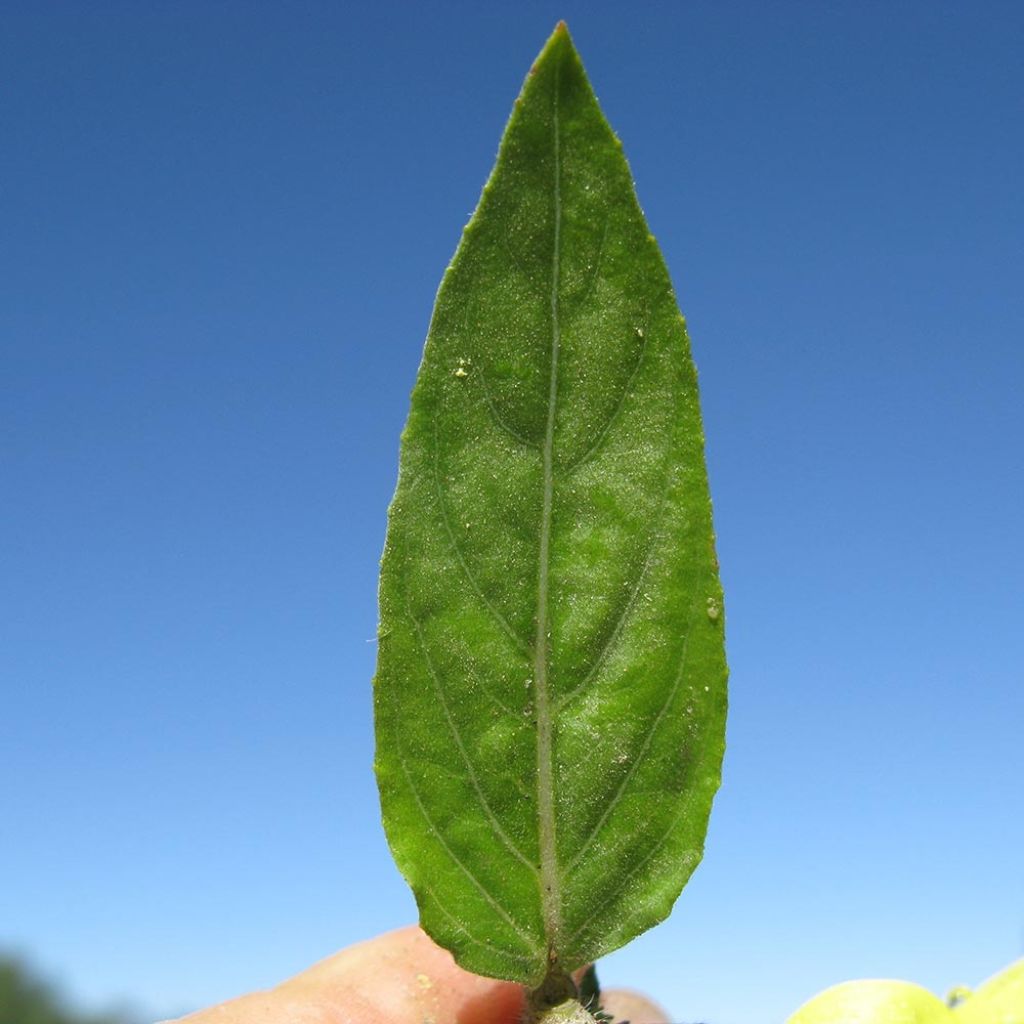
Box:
284;925;525;1024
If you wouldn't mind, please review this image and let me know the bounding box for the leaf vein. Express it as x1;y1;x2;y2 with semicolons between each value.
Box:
407;606;539;874
565;326;648;474
564;591;703;873
568;217;610;317
556;524;663;710
431;414;530;656
390;691;539;949
564;770;703;952
532;60;563;954
478;369;539;448
420;882;536;965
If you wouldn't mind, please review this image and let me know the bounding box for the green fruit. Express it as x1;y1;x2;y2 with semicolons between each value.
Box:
785;979;953;1024
955;958;1024;1024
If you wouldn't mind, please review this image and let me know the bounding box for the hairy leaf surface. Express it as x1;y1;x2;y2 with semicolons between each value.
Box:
374;24;727;986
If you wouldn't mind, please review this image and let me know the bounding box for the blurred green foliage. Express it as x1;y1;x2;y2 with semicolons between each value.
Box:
0;955;136;1024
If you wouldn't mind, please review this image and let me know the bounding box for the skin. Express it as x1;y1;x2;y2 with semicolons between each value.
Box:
169;926;670;1024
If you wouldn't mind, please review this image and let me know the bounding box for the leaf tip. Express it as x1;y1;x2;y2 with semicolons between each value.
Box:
530;21;574;77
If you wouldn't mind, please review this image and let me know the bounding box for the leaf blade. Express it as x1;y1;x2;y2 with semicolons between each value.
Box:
374;23;727;985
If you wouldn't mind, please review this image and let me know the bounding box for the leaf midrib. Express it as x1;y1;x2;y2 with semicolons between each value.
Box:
532;57;562;963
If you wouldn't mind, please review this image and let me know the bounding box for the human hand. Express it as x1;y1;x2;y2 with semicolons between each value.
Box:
168;925;669;1024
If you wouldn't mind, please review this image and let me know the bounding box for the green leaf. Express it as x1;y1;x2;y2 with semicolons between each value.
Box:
373;23;727;987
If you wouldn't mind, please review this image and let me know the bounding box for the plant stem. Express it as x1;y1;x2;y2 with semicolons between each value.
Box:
527;972;601;1024
528;998;601;1024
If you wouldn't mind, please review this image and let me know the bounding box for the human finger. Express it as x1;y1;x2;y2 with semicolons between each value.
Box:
170;925;526;1024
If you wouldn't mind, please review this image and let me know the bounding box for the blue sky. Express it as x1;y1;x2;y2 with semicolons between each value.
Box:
2;3;1022;1022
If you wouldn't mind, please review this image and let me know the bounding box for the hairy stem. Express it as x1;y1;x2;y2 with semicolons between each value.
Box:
528;998;601;1024
526;970;602;1024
